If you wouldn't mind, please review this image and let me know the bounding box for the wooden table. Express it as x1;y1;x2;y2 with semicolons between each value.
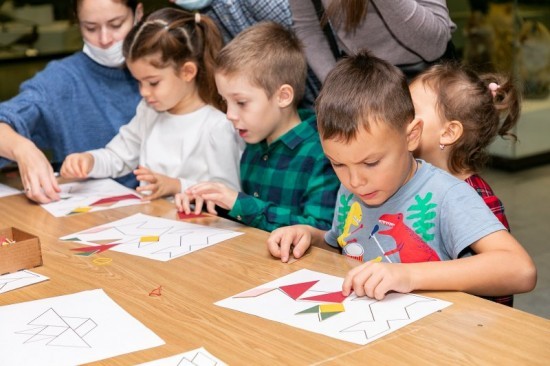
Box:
0;192;549;365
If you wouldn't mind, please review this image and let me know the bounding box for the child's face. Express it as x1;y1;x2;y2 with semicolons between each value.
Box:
215;72;286;144
322;121;419;206
410;81;445;162
128;57;196;114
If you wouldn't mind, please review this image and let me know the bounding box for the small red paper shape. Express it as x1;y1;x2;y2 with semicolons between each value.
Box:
300;291;348;303
279;280;319;300
149;286;162;297
90;194;140;206
178;211;208;219
71;243;118;254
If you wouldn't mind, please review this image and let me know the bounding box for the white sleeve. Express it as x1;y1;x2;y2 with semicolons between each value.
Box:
180;116;242;192
88;101;146;179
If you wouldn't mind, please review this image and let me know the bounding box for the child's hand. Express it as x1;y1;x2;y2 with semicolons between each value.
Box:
267;225;313;263
60;153;94;179
134;165;180;200
342;261;413;300
185;182;238;213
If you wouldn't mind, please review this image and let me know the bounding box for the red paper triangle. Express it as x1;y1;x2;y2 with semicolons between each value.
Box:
279;280;318;300
300;291;348;303
90;194;140;206
70;243;118;254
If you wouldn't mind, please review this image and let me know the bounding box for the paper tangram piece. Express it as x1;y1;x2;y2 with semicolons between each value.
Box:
297;303;346;321
140;236;159;243
279;281;318;300
71;244;118;255
300;291;348;303
70;207;92;214
178;212;209;220
90;194;141;206
40;179;145;217
233;287;275;298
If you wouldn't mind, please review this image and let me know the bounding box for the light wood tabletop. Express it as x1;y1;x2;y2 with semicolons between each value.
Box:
0;190;549;365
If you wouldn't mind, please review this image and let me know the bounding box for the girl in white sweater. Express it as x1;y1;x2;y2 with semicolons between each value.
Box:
61;8;242;200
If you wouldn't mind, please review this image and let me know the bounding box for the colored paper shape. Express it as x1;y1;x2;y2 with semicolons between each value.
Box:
297;303;346;321
178;211;208;220
90;194;141;206
70;207;92;214
234;287;275;298
279;280;319;300
140;236;159;243
301;291;348;303
71;244;118;254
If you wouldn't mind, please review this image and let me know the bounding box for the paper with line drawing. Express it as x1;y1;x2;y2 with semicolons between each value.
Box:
60;213;243;261
216;269;452;345
0;289;164;366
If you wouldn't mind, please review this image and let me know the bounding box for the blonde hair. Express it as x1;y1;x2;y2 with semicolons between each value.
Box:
215;21;307;107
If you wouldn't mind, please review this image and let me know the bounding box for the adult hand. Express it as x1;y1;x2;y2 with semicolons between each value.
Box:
13;141;60;203
134;165;180;201
267;225;313;263
341;261;413;300
60;152;94;179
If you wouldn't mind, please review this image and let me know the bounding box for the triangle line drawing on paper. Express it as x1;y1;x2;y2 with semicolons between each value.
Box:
15;308;97;348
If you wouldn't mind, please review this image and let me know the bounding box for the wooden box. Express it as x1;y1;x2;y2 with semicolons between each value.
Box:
0;227;43;275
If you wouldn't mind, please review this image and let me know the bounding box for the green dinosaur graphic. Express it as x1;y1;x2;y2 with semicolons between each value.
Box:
337;193;354;233
406;192;437;242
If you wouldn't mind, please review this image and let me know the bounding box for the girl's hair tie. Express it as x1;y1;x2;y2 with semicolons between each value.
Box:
195;13;201;24
489;82;500;97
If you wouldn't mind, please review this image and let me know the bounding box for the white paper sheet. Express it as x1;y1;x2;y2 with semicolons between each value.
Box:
0;289;164;365
60;213;243;262
0;182;20;198
0;270;49;294
216;269;452;345
40;178;145;217
138;347;227;366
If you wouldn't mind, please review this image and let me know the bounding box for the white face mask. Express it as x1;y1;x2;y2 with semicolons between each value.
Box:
83;39;125;68
174;0;214;11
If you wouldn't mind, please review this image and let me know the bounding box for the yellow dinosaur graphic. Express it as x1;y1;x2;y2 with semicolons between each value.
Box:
337;202;362;248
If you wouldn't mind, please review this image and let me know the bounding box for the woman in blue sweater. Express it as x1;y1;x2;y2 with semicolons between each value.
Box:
0;0;143;203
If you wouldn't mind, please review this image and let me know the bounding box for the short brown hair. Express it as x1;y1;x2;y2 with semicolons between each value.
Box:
215;21;307;106
316;50;414;142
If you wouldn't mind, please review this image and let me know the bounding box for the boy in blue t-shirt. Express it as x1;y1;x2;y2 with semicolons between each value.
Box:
267;50;536;301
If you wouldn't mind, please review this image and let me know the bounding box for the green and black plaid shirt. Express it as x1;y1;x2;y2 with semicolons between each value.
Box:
228;110;339;232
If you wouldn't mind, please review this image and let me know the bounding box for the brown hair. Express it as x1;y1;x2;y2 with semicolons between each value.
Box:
123;8;223;110
413;62;521;174
215;21;307;107
73;0;139;20
316;50;414;142
325;0;369;34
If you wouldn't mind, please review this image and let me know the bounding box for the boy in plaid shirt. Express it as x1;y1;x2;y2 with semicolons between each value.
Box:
175;22;339;232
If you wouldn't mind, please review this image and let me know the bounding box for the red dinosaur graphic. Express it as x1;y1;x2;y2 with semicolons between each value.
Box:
378;213;440;263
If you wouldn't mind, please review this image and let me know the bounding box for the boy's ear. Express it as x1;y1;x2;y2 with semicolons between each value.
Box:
276;84;295;108
406;117;423;152
180;61;198;82
440;120;464;146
